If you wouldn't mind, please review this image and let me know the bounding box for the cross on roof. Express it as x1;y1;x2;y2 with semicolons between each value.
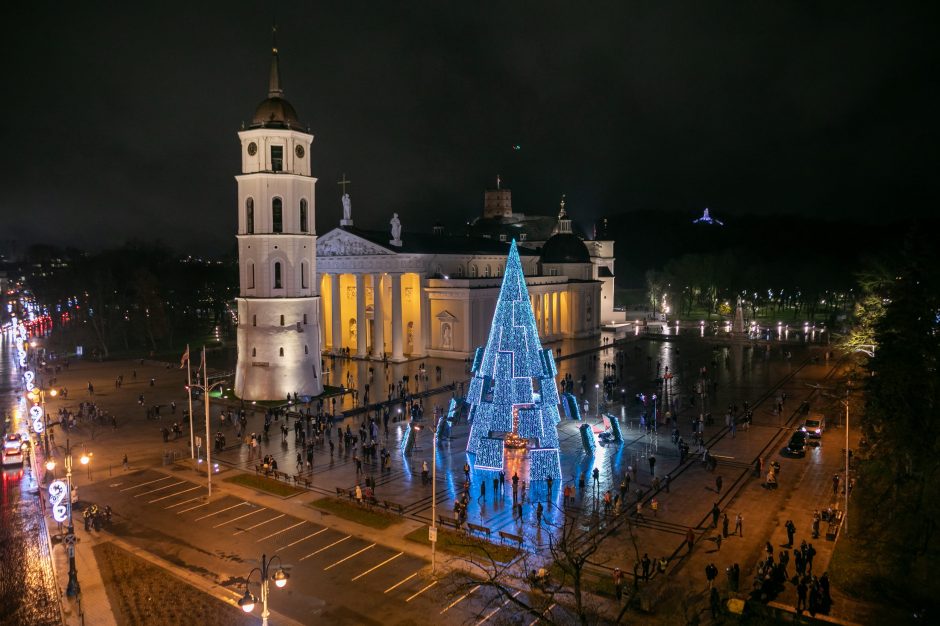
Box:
338;173;351;194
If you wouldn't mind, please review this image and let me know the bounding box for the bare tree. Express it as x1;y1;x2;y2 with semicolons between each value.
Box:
442;505;645;625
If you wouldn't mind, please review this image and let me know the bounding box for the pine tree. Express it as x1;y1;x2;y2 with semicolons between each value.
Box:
465;240;562;479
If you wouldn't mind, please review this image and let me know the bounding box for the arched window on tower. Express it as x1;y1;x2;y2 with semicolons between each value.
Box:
246;197;254;234
272;198;283;233
279;347;285;357
252;314;257;327
304;345;308;354
280;314;285;326
300;199;309;232
484;265;491;277
252;347;256;357
470;265;478;278
456;266;464;277
247;261;255;289
301;262;308;289
274;262;282;289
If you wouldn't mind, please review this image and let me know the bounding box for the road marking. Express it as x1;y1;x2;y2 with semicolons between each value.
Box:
324;543;376;571
406;580;438;602
177;501;212;514
284;528;327;548
120;476;173;492
441;585;480;614
255;521;305;542
133;480;186;498
528;603;556;626
234;513;286;536
212;508;266;528
477;590;520;624
149;485;201;504
351;552;404;581
194;502;248;521
384;572;418;594
165;496;201;510
298;536;350;561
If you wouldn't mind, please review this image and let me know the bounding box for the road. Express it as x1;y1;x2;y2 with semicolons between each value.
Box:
0;331;62;625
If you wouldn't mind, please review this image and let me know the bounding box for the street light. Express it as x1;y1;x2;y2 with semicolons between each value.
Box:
594;383;600;416
46;437;82;597
239;553;289;626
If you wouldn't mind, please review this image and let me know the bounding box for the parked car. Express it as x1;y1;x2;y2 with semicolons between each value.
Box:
786;431;807;457
800;415;826;438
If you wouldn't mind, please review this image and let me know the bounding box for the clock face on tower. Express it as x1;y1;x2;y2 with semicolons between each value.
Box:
295;145;305;158
247;142;258;156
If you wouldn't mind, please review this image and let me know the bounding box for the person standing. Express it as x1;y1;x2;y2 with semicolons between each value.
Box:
711;503;720;528
648;454;656;476
715;475;723;493
641;554;651;581
734;512;743;536
705;563;718;589
796;579;808;613
613;568;624;601
785;519;796;547
686;527;695;554
722;513;729;538
512;472;519;501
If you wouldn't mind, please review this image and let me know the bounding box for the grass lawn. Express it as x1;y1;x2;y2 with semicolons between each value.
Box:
405;525;519;563
222;473;305;497
94;542;253;626
308;497;401;529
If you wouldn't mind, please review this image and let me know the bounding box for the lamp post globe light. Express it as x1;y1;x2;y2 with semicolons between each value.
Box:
239;553;289;626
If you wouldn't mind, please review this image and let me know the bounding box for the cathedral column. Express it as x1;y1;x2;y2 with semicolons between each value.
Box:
390;273;404;361
553;292;560;335
546;292;554;338
372;273;385;359
412;274;425;357
355;273;367;357
330;273;342;354
419;276;430;357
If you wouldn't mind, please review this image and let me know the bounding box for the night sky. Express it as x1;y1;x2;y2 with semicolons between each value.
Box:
4;2;937;255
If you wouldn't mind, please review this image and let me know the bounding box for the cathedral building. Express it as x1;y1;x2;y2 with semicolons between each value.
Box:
316;186;617;361
233;41;323;400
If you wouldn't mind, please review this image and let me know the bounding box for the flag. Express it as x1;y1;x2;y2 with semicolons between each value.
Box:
179;345;190;369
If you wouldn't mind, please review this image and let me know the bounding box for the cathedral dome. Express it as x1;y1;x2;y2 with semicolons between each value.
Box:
250;97;302;129
540;233;590;264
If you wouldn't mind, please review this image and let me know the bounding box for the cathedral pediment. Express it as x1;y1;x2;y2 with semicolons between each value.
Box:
317;229;396;257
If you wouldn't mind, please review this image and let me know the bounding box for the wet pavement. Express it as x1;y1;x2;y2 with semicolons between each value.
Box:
0;332;63;626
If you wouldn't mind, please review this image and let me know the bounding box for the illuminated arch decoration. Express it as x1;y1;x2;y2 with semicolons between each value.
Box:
466;240;562;479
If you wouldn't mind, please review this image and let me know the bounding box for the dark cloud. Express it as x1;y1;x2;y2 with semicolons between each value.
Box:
3;1;937;254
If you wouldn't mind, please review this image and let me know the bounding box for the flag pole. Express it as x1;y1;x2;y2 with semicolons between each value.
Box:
186;345;194;459
203;346;212;497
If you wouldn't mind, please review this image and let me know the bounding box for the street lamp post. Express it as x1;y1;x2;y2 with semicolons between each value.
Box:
47;437;86;597
594;383;600;417
431;421;438;574
841;394;850;536
238;553;289;626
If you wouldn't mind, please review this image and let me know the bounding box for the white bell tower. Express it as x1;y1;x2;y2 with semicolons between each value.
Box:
234;35;323;400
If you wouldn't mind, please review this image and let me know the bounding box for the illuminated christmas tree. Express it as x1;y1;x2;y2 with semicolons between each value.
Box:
466;240;562;479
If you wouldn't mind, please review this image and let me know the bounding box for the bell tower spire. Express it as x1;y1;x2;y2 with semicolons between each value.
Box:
268;24;283;98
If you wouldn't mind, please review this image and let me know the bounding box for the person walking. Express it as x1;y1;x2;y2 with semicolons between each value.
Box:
613;568;624;601
722;513;729;538
705;563;718;589
641;554;651;581
832;473;841;496
734;512;743;536
715;475;723;493
648;454;656;476
686;527;695;554
785;519;796;547
512;472;519;501
711;503;720;528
